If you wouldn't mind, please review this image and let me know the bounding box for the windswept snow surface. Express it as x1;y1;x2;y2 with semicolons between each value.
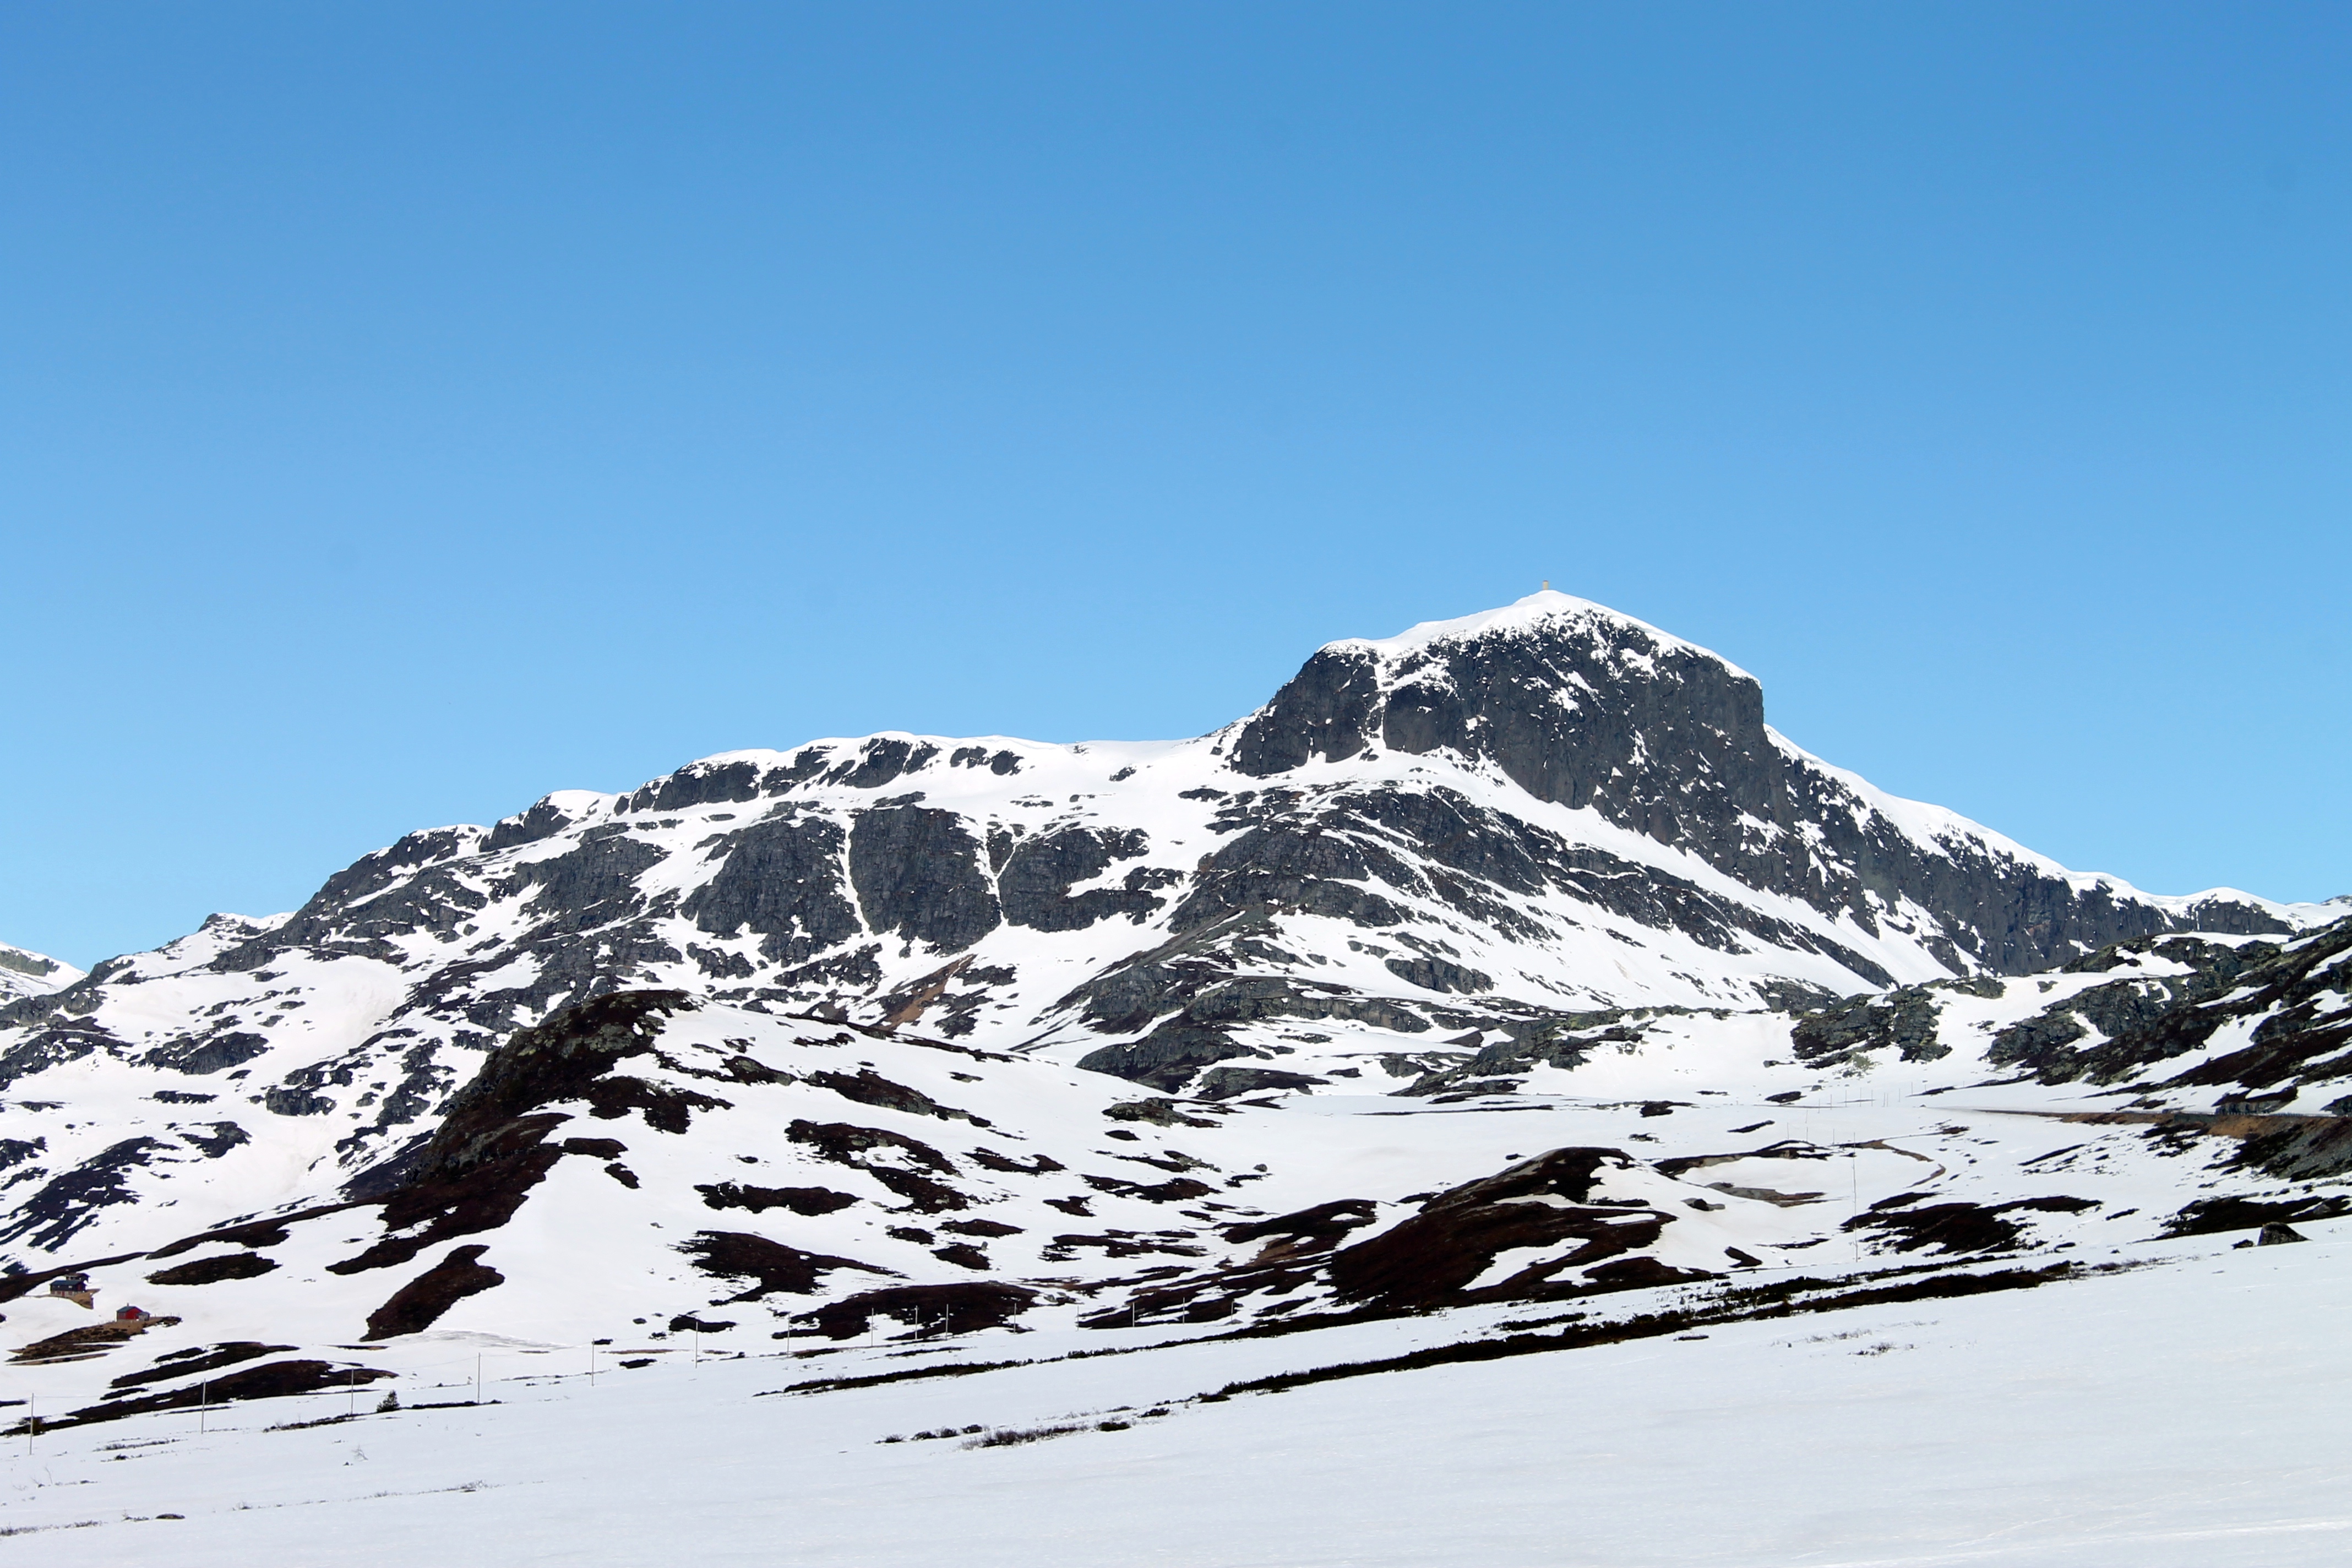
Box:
3;1199;2346;1566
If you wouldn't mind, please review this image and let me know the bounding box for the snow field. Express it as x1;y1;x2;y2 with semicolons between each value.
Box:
5;1223;2346;1566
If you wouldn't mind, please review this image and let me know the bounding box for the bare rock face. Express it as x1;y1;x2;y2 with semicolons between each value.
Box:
1231;601;2291;971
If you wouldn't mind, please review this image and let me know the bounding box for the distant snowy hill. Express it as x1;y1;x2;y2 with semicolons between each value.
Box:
1;592;2346;1479
0;940;80;1002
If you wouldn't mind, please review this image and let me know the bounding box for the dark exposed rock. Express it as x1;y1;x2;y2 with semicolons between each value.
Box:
108;1341;292;1390
143;1031;271;1076
177;1122;250;1158
1384;956;1493;995
865;1167;970;1212
1000;826;1170;931
804;1069;973;1122
1168;820;1415;935
148;1204;358;1259
940;1218;1022;1238
483;795;593;851
1081;1172;1217;1203
0;1137;171;1251
689;944;756;979
1073;965;1434;1091
826;738;940;790
633;759;766;813
11;1313;184;1365
1191;1066;1327;1101
1104;1098;1218;1128
1324;1148;1700;1309
582;1074;731;1133
695;1182;861;1217
966;1146;1065;1175
680;1231;894;1301
682;810;863;966
41;1359;389;1431
1223;1199;1380;1256
2219;1114;2352;1181
2162;1193;2352;1238
1793;990;1948;1068
1077;1023;1252;1092
793;1281;1036;1339
146;1252;280;1286
850;807;1000;953
559;1136;628;1158
786;1120;967;1210
330;991;694;1274
787;1120;954;1172
1985;925;2352;1098
1842;1194;2096;1255
1230;609;2290;972
363;1245;505;1338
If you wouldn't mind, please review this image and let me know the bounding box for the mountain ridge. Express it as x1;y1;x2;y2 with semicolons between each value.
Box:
0;592;2336;1288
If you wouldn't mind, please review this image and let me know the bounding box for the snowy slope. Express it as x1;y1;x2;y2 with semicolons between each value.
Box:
3;1175;2348;1565
3;925;2347;1437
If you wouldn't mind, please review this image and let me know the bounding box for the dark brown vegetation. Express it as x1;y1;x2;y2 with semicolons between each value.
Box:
793;1281;1037;1340
1842;1194;2096;1256
108;1341;292;1390
680;1231;894;1303
695;1182;861;1217
25;1359;392;1434
11;1314;184;1364
362;1245;506;1338
146;1253;279;1286
333;992;700;1277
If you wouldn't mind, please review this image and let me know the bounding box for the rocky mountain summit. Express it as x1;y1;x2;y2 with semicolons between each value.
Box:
0;593;2345;1418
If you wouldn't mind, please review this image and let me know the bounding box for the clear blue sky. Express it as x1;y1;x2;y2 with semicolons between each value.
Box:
4;2;2346;969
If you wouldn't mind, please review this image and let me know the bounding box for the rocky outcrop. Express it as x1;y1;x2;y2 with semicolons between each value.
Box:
1229;600;2293;973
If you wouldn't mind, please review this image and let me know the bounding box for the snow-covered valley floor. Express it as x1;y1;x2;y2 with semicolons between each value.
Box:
8;1204;2343;1566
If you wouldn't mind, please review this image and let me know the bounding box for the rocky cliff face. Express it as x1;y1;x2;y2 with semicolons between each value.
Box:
1232;600;2289;972
0;595;2327;1257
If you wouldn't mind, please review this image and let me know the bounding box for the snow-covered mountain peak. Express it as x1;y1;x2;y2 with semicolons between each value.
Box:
1332;589;1751;681
0;593;2333;1306
0;940;81;1001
